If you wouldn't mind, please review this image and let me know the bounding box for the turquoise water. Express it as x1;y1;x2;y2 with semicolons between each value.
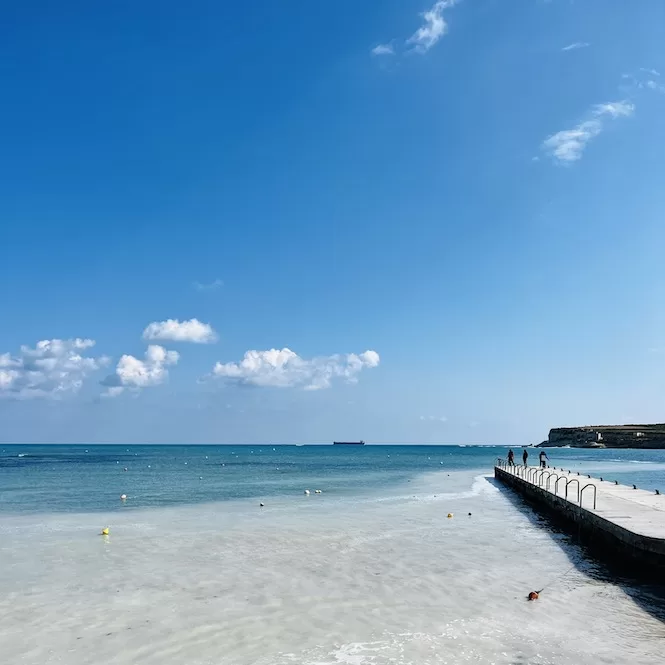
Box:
2;444;665;513
2;444;665;664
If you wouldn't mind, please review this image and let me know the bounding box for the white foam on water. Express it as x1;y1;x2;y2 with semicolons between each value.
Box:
0;469;662;664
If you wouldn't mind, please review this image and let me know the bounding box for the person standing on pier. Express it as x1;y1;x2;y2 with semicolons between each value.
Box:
539;450;549;468
522;449;529;467
507;449;515;466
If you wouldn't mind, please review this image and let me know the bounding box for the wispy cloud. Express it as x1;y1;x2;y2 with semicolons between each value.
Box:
143;318;218;344
646;79;665;93
407;1;459;53
193;278;223;291
371;43;394;56
207;348;380;390
420;415;448;422
562;42;590;51
542;100;635;164
372;1;461;58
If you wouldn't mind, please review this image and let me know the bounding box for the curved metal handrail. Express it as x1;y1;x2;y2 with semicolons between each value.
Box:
565;478;580;502
538;470;552;487
546;473;560;492
580;483;597;510
527;467;538;482
554;475;567;496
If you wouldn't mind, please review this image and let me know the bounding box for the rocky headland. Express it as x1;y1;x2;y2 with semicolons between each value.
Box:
537;424;665;449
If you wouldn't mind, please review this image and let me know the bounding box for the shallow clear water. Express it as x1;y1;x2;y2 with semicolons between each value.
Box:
1;445;664;664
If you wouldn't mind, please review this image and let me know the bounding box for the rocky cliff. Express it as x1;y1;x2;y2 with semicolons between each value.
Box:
539;424;665;449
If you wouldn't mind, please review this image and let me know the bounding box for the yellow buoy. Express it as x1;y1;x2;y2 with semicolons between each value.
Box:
447;513;454;518
101;528;109;536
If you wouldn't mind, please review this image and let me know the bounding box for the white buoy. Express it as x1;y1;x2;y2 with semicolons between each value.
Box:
199;476;203;480
120;494;127;501
315;489;322;494
304;489;310;495
260;502;265;507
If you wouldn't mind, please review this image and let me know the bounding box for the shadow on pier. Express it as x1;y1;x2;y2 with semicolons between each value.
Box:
488;476;665;625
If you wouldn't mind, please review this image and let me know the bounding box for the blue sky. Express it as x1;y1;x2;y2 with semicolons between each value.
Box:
1;0;665;444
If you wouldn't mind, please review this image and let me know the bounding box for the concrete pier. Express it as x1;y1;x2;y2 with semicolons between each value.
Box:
494;462;665;576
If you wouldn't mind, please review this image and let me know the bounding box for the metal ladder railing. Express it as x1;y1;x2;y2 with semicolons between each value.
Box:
496;458;597;510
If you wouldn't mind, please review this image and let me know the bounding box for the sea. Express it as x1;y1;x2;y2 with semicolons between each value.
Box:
1;444;664;664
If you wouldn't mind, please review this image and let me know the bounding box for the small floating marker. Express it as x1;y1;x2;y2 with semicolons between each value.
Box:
199;476;203;480
304;489;310;495
101;527;109;536
147;465;151;468
205;456;208;459
440;462;443;465
116;461;119;464
468;512;472;516
120;494;127;501
123;467;128;472
260;502;265;507
185;462;188;465
315;489;322;494
447;513;454;518
273;448;276;451
527;591;539;601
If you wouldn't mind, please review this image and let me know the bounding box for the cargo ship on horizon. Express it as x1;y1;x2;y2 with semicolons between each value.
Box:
333;440;365;445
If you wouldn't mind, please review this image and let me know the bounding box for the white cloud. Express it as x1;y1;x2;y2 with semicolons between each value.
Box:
101;345;179;397
593;100;635;118
420;415;448;422
0;338;109;399
640;68;661;77
142;318;218;344
646;79;665;93
371;43;394;56
407;1;460;53
542;100;635;164
562;42;589;51
193;278;223;291
207;348;380;390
